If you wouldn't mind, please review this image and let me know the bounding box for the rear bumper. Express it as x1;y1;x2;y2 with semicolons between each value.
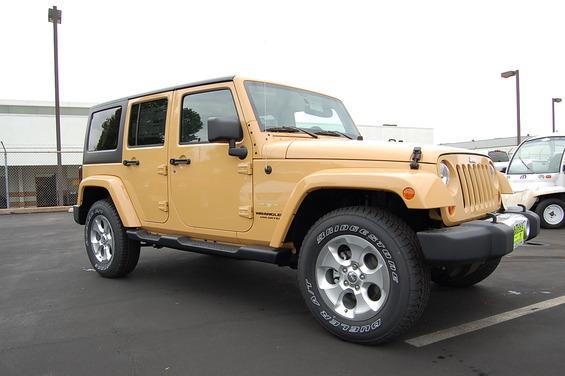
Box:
417;210;540;265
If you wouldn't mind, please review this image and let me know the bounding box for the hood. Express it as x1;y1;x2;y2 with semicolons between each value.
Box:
262;138;482;164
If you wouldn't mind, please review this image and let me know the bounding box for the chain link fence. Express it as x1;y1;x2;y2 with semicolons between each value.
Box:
0;150;82;209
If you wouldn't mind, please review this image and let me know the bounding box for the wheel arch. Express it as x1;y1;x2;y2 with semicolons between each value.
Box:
269;169;452;248
77;175;141;227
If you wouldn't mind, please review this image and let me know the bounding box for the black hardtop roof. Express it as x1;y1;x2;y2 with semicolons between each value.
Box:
90;75;235;112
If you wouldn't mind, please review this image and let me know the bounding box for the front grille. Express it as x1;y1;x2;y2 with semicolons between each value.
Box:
456;163;497;212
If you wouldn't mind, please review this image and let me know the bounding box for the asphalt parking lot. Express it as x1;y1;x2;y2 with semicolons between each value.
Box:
1;213;564;376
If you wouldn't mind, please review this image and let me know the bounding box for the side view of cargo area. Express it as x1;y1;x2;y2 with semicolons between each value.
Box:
74;76;540;344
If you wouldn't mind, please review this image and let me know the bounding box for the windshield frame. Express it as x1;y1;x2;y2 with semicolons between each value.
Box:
507;136;565;175
244;80;361;139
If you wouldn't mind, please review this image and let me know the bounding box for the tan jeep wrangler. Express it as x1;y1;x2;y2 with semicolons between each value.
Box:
74;76;540;344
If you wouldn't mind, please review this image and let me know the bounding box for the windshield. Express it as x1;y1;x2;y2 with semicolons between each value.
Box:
507;137;565;174
245;81;360;138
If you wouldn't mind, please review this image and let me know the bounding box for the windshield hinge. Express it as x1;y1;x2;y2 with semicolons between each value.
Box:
410;147;422;170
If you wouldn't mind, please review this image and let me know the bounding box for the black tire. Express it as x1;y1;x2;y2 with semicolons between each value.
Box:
84;199;140;278
432;258;501;288
535;198;565;229
297;206;430;345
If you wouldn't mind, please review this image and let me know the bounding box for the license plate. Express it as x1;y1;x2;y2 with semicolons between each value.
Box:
485;213;527;249
513;222;526;248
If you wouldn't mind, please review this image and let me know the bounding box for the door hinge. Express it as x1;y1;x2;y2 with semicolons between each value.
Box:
238;205;253;219
157;164;168;176
158;201;169;212
237;162;253;175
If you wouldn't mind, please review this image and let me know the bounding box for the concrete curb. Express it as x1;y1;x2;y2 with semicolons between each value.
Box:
0;206;72;215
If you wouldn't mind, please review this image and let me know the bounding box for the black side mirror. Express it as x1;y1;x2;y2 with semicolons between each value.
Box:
207;117;247;159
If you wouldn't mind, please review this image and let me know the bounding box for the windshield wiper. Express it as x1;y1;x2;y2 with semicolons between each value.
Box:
266;126;318;138
518;156;534;173
313;130;354;139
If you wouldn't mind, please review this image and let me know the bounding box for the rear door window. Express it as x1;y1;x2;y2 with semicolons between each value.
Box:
128;98;168;147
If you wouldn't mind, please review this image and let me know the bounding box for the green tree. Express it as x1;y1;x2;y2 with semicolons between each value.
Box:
181;108;203;142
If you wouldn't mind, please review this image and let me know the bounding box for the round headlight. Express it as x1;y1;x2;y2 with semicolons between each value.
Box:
439;162;450;185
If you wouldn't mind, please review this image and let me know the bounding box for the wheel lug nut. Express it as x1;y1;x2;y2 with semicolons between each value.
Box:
342;267;347;273
355;285;360;290
360;274;365;279
352;264;357;270
344;281;349;286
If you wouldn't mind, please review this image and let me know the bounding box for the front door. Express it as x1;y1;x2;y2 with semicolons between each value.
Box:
169;83;253;232
121;93;171;224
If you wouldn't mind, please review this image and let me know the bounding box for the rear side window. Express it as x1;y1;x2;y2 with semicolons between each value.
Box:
128;98;168;147
87;107;122;151
180;90;239;144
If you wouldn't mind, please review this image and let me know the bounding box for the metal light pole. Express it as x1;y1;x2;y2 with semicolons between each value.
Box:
48;6;64;206
1;141;8;209
501;70;521;146
553;98;562;133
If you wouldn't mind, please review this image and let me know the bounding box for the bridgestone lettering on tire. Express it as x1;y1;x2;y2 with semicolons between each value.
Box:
85;199;140;278
297;206;430;345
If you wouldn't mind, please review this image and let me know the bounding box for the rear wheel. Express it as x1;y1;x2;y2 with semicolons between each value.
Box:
297;206;430;345
432;258;501;287
535;198;565;229
85;199;140;278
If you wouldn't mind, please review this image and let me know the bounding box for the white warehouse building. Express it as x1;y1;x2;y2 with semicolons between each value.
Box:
0;100;91;208
0;99;433;208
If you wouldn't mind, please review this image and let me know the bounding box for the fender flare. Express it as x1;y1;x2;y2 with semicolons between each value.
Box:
77;175;141;228
269;168;454;248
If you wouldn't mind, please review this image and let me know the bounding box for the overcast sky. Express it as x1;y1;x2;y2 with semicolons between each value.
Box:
1;0;564;143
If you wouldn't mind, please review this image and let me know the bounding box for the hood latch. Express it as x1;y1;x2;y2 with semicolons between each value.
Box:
410;147;422;170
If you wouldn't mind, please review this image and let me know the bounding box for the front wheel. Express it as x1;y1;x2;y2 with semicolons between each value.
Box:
535;198;565;229
297;206;430;345
85;199;140;278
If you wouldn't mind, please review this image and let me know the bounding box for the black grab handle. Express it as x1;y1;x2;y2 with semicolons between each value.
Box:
122;159;140;166
169;158;191;165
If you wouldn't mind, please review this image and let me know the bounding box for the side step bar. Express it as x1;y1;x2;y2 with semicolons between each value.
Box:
126;229;295;267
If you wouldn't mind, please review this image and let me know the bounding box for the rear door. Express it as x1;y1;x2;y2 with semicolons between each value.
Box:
121;92;171;223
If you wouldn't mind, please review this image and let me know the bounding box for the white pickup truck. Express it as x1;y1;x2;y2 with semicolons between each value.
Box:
504;134;565;228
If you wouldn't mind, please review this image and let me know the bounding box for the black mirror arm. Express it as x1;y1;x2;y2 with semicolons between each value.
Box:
228;139;248;160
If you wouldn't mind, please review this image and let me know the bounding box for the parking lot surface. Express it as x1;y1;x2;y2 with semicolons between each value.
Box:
1;212;564;375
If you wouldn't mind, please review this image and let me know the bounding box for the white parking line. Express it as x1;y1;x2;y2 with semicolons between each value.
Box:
406;295;565;347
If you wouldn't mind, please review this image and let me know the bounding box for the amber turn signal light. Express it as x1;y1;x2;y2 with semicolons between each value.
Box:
402;187;415;200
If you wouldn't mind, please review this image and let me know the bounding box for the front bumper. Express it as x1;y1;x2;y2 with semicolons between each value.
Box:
417;210;540;265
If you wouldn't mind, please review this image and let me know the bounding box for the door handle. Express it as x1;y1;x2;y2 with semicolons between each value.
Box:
170;158;191;165
123;159;140;166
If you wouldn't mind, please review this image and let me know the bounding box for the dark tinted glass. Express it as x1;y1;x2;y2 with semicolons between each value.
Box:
87;107;121;151
180;90;239;144
128;98;168;146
